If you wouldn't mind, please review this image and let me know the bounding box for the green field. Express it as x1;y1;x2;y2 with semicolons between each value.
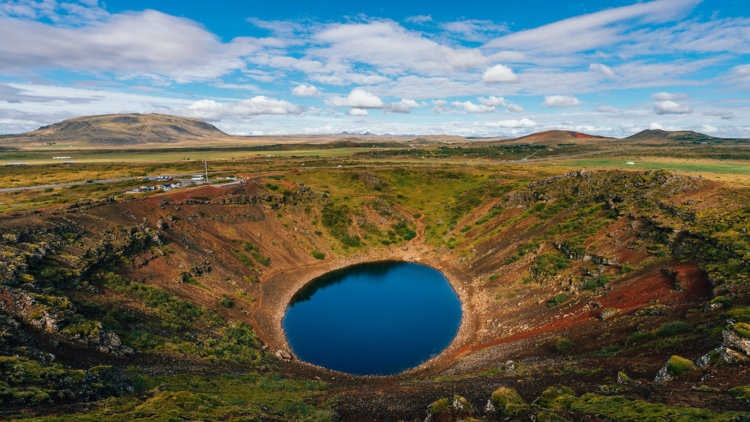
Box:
549;158;750;175
0;147;374;165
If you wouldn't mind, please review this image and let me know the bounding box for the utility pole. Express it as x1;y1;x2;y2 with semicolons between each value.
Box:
204;160;208;182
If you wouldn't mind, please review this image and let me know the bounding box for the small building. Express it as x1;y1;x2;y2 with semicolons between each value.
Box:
6;162;27;166
61;161;75;165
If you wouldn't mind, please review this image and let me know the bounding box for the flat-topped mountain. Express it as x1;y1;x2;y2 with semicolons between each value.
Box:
0;113;233;147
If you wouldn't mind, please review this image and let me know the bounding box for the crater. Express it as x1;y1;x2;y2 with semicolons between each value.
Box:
282;261;462;376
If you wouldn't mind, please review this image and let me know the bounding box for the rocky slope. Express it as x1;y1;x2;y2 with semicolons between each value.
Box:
0;168;749;420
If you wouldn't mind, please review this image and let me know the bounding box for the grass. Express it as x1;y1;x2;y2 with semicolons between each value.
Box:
16;373;337;421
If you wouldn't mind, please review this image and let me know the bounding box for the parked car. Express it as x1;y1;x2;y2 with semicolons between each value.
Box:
84;180;94;184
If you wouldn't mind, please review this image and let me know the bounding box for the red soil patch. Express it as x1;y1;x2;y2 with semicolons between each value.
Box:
455;262;711;358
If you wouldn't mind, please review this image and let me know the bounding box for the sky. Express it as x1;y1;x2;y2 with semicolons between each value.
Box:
0;0;749;138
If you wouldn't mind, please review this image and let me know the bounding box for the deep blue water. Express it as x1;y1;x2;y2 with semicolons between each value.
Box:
283;261;462;376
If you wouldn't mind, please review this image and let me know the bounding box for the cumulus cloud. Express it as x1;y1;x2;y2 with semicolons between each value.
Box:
180;97;306;120
701;124;718;133
506;104;524;113
478;96;507;107
595;104;619;113
542;95;582;107
482;64;519;83
292;84;320;97
650;92;690;101
654;100;693;114
589;63;615;78
650;122;664;130
383;99;420;114
346;108;368;116
476;118;536;128
451;100;495;113
326;88;384;108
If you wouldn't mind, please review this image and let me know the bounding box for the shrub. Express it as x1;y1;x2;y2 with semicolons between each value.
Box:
219;295;233;308
489;275;499;281
548;293;568;307
626;332;655;345
667;355;696;376
658;321;691;337
266;183;279;190
709;296;733;308
311;251;325;260
556;338;574;353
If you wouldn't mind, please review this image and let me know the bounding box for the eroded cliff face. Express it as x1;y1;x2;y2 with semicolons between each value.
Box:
0;170;749;420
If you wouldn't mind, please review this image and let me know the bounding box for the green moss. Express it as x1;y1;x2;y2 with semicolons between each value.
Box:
490;387;524;414
731;385;750;401
667;355;696;376
694;385;720;393
626;332;655;344
612;372;629;384
727;306;750;323
430;398;452;415
733;323;750;339
536;385;576;409
563;393;746;421
556;338;574;353
537;412;571;422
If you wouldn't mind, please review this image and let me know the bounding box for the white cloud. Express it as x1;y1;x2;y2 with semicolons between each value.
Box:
405;15;432;25
485;0;701;53
506;104;524;113
476;118;536;128
312;21;488;75
326;88;384;108
650;92;690;101
589;63;615;78
654;100;693;114
595;104;619;113
482;64;519;83
441;20;508;42
383;99;420;114
478;96;507;107
542;95;582;107
181;97;306;120
703;110;735;120
650;122;664;130
451;100;495;113
292;84;320;97
701;124;718;133
0;10;276;83
346;108;368;116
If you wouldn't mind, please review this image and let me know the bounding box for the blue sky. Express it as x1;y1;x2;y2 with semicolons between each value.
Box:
0;0;748;138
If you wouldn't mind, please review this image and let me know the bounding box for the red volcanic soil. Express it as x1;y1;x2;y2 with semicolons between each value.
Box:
570;131;605;139
455;261;711;358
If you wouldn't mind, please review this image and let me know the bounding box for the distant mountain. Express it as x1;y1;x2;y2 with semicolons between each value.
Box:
0;113;233;146
625;129;716;143
507;130;611;144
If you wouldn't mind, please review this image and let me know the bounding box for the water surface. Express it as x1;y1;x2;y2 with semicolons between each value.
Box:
283;261;462;376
